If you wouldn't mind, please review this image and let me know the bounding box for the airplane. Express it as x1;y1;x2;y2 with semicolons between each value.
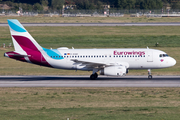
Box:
4;19;176;79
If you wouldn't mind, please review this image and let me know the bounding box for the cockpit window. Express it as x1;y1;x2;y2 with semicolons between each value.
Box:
159;54;169;57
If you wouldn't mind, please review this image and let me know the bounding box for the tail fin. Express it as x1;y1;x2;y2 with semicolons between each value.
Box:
7;19;42;53
6;19;52;67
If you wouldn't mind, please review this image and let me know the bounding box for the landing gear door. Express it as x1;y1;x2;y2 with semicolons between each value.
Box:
147;51;153;62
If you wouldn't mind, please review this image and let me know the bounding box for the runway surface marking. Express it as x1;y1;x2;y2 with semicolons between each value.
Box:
0;75;180;87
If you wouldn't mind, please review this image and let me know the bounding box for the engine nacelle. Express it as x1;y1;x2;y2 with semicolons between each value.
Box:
100;66;127;76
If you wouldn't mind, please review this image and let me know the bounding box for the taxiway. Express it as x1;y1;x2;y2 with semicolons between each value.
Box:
1;22;180;26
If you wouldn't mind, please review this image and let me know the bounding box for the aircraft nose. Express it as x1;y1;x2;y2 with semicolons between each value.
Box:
170;57;176;66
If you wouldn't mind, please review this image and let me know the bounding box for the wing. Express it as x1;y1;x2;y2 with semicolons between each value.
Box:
71;59;129;69
71;59;106;68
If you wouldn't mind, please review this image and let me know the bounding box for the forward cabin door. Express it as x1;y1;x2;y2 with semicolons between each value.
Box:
147;51;153;62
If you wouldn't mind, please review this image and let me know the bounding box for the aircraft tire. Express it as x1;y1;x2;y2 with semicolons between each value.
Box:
148;75;152;79
90;74;96;80
94;73;98;79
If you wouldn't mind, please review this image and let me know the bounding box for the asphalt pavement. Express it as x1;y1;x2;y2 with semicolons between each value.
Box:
0;75;180;87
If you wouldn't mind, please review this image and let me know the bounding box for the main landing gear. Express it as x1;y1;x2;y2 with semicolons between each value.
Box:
148;69;152;79
90;68;99;80
90;73;98;80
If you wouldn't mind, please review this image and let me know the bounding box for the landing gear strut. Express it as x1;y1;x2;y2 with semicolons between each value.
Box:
90;73;98;80
148;69;152;79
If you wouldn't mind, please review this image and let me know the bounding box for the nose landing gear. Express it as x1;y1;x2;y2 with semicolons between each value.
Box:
148;69;152;79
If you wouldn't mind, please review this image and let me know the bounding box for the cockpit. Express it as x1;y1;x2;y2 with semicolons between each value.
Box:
159;54;169;57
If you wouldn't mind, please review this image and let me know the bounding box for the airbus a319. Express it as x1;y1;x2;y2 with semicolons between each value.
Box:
4;19;176;79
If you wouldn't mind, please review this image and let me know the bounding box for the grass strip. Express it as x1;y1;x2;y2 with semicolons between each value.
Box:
0;87;180;120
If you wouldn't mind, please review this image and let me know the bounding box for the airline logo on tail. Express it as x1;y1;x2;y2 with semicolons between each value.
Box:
5;19;63;67
8;19;27;32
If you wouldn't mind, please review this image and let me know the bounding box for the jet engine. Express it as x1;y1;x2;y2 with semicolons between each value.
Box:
100;66;127;76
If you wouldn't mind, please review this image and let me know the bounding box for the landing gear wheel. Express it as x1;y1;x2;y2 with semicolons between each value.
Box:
90;73;98;80
148;75;152;79
90;74;96;80
94;73;98;79
147;69;152;79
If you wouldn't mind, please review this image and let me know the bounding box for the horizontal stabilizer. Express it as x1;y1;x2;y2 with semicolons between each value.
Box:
7;53;30;57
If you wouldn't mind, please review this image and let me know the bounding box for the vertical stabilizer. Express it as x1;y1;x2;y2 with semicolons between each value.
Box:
7;19;42;53
6;19;52;67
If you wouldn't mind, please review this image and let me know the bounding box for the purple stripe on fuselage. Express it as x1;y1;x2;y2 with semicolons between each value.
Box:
12;35;52;67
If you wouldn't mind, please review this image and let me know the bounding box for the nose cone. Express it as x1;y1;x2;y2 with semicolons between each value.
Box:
170;57;176;66
160;57;176;68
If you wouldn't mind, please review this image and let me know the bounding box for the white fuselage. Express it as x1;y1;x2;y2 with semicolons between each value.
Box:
43;48;176;71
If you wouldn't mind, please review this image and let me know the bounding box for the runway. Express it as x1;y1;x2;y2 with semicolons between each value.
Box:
1;22;180;26
0;75;180;87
